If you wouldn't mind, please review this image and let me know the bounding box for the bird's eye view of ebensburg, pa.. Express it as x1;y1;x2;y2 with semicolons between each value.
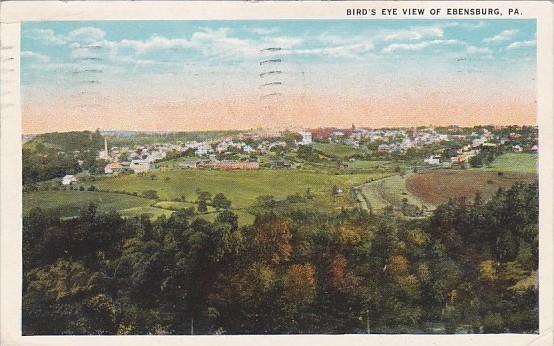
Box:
20;19;539;335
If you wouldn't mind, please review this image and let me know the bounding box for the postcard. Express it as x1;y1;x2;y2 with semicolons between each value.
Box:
1;1;553;346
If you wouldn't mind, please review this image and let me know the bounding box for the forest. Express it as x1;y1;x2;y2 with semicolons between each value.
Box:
22;182;538;335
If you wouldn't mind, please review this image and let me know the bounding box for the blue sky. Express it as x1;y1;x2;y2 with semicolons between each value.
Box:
20;19;537;133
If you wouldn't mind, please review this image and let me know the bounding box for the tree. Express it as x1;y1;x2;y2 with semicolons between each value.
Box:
142;190;159;200
253;215;292;264
197;191;212;203
212;193;231;210
197;200;208;213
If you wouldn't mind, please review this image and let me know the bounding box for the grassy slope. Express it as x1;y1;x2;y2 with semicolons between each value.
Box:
23;191;154;216
359;174;431;211
406;170;537;206
313;143;360;159
478;153;537;174
93;169;385;209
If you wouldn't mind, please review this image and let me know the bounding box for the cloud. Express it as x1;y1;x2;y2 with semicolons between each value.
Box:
290;42;373;59
66;27;106;44
484;29;518;42
21;50;51;63
383;25;444;41
26;26;107;46
262;36;303;49
506;39;536;50
250;27;280;35
26;29;65;45
111;35;194;52
382;39;462;54
463;21;487;30
466;45;492;55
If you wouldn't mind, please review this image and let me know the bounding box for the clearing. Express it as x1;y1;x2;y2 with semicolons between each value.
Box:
406;170;537;206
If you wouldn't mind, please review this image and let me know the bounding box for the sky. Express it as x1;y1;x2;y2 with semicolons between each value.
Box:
21;20;536;134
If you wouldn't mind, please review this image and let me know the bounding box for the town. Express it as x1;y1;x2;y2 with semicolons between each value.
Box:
54;125;538;181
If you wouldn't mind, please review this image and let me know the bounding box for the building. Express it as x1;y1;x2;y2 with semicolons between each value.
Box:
104;162;123;174
129;160;151;173
310;127;334;141
270;161;292;169
213;161;259;170
62;175;77;185
424;155;441;165
299;129;312;145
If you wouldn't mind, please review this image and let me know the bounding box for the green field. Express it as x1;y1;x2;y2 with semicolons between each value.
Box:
23;190;257;225
346;160;389;170
359;174;432;211
154;200;200;210
479;153;537;174
313;143;360;159
93;169;386;209
118;206;174;219
23;191;154;216
25;168;393;225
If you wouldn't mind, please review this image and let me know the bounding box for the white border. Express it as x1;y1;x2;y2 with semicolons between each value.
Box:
1;2;552;346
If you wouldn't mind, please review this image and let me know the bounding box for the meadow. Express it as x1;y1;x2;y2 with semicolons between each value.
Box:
359;174;433;211
23;191;154;217
92;169;389;209
479;152;537;174
313;143;361;159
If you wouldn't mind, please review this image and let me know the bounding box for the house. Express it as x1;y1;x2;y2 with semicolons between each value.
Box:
129;160;151;173
243;144;255;153
424;155;441;165
299;130;312;145
195;142;213;157
450;156;466;164
512;145;523;152
104;162;123;174
377;144;391;153
530;145;538;152
62;175;77;185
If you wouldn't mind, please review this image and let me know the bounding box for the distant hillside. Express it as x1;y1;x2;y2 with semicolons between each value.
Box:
25;131;105;153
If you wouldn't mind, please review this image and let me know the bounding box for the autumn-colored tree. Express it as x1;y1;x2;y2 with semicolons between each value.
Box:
283;264;316;306
254;215;292;264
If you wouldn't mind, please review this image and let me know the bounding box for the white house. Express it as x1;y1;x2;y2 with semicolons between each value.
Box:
424;155;441;165
129;160;151;173
299;130;312;145
62;175;77;185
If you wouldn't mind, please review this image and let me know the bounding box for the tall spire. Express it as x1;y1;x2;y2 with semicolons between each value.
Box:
104;137;108;160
